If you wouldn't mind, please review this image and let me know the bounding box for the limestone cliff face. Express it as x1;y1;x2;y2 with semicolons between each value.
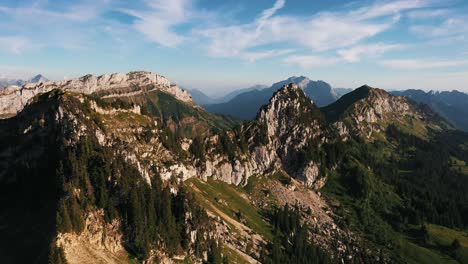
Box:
0;71;192;116
176;84;328;188
254;84;325;187
56;210;127;264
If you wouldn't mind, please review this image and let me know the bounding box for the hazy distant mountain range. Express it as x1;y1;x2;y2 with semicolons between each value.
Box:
202;76;339;120
0;74;49;89
334;88;354;96
189;84;268;105
188;78;468;132
391;89;468;131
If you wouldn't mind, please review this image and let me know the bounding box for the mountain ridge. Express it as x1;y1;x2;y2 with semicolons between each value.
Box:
391;89;468;131
0;71;192;117
204;76;339;120
0;71;467;264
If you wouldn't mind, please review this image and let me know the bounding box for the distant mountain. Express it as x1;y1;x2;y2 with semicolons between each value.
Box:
0;74;49;90
188;89;216;105
220;84;267;102
189;84;268;106
204;76;339;120
391;89;468;131
28;74;49;83
0;78;25;89
334;88;354;97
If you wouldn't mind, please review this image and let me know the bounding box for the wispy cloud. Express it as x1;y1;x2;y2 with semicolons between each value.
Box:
407;8;453;19
380;58;468;70
282;55;340;69
337;43;404;62
195;0;428;60
411;16;468;37
349;0;430;19
283;42;405;68
120;0;191;47
0;0;111;53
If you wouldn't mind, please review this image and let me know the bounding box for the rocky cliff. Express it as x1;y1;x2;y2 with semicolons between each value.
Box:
0;71;192;116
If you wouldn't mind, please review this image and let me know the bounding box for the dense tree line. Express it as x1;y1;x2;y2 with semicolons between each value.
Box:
261;204;331;264
324;125;468;253
55;137;214;260
383;126;468;228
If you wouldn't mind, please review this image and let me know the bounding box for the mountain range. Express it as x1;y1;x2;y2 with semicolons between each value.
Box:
191;78;468;132
0;74;49;90
0;71;467;264
203;76;339;120
189;84;268;105
391;89;468;131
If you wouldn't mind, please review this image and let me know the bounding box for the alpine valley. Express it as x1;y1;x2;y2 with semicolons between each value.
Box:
1;71;468;264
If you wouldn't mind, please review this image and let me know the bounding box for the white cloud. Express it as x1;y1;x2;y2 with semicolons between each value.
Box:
0;0;107;23
407;8;452;19
283;42;405;68
380;58;468;70
411;16;468;37
0;0;111;52
350;0;430;19
121;0;191;47
258;0;285;22
337;43;404;62
196;0;429;60
282;55;340;69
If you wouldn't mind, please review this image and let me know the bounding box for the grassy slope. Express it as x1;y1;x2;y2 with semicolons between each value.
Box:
103;90;239;137
398;223;468;264
426;224;468;264
398;238;459;264
186;177;272;241
222;245;252;264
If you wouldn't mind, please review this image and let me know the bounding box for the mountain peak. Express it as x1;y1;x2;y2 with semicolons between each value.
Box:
323;84;450;138
357;84;373;90
28;74;49;83
257;83;323;131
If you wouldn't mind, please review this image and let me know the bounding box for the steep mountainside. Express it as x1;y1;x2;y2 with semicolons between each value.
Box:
391;89;468;131
0;73;467;264
204;76;338;120
322;85;450;139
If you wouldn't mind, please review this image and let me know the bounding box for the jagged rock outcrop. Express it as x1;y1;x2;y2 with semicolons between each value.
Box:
192;84;330;188
0;71;192;116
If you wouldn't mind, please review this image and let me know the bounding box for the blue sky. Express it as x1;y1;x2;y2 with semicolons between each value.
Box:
1;0;468;95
